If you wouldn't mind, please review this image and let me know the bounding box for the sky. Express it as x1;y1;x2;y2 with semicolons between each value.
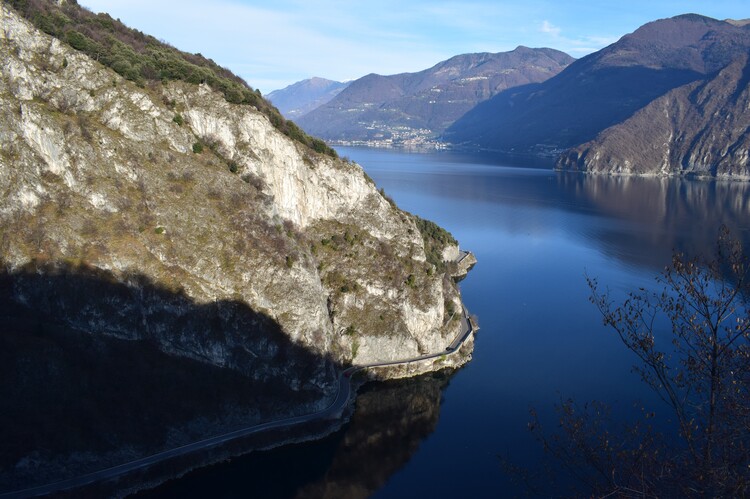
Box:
79;1;749;94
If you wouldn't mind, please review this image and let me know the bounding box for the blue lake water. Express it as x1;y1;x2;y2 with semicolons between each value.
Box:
143;148;750;498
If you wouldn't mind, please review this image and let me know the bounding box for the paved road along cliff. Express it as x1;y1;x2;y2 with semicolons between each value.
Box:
1;305;476;498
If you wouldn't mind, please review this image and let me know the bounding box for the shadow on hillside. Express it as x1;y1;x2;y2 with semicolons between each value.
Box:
0;259;340;492
446;66;702;151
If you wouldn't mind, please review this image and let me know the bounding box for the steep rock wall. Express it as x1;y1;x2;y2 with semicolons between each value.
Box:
0;4;471;388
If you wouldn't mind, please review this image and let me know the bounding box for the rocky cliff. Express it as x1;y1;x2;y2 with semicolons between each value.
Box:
0;2;472;488
1;0;471;373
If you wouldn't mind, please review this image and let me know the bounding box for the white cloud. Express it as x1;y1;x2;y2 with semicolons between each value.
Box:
540;20;562;36
536;18;617;56
81;0;455;92
79;0;622;92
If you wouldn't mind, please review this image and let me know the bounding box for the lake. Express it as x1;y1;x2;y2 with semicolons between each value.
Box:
142;147;750;497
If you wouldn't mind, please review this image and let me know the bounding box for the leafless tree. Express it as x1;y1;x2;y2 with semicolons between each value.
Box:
528;227;749;497
591;226;749;495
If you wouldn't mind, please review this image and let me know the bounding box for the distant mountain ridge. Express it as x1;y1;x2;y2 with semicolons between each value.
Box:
446;14;750;178
556;54;750;178
298;47;574;146
267;77;349;119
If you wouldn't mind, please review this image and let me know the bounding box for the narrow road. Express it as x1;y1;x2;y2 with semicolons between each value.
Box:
353;305;473;370
456;250;471;264
1;309;475;498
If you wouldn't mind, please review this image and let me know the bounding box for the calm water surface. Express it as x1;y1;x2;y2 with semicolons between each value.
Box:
144;148;750;498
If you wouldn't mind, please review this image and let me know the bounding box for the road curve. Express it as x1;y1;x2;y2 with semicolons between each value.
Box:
1;309;475;498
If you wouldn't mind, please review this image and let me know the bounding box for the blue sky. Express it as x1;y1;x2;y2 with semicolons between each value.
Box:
80;1;749;94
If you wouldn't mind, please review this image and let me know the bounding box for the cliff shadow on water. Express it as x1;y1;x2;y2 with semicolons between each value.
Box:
136;372;452;499
0;259;343;493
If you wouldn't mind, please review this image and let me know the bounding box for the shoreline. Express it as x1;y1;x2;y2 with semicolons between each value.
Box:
0;277;477;498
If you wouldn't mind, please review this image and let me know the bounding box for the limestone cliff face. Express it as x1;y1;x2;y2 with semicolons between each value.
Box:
0;4;471;390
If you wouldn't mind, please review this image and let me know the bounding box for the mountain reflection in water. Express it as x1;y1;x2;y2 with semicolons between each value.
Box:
341;147;750;274
294;374;448;499
559;174;750;270
140;148;750;497
137;373;450;499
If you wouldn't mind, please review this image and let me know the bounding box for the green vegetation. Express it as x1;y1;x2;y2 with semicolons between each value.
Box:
192;142;203;154
379;187;396;208
412;215;457;271
351;337;360;359
8;0;338;158
405;274;416;288
172;113;183;126
444;299;457;323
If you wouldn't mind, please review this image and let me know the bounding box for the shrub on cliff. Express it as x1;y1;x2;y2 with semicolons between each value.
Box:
413;215;457;271
8;0;337;158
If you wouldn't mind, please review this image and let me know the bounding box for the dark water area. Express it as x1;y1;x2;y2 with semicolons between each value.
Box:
136;374;451;499
144;147;750;497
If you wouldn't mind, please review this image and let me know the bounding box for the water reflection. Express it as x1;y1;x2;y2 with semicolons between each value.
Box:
340;147;750;273
293;374;448;499
560;174;750;269
137;373;449;498
141;149;750;497
326;147;750;497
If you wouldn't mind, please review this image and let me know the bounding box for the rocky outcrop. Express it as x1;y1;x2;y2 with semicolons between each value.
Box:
0;4;471;393
454;251;478;278
556;55;750;179
0;1;479;490
0;3;475;492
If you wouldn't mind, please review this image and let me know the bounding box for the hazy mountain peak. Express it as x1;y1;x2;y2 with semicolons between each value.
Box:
267;77;349;119
593;13;746;72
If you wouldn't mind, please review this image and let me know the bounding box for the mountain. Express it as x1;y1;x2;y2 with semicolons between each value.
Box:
556;55;750;178
267;77;349;119
447;14;750;159
298;47;574;146
0;1;473;490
